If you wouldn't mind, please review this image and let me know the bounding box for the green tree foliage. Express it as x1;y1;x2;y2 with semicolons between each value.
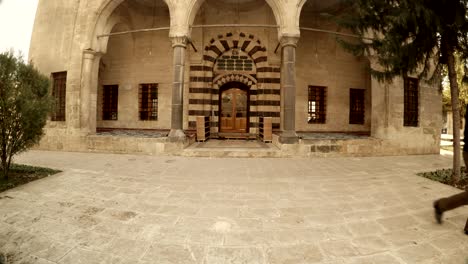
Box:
337;0;468;182
0;51;52;179
442;54;468;120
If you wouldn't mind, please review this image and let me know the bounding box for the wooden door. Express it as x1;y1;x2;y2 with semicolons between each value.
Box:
220;88;248;133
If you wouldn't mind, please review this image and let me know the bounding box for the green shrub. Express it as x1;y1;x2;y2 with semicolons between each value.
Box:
0;51;53;179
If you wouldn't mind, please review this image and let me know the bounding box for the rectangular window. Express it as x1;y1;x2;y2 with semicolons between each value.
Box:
102;85;118;120
349;88;365;124
404;77;419;127
139;83;158;121
51;72;67;121
308;86;327;124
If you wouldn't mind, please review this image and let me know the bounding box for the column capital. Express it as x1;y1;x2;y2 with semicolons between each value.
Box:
83;49;103;60
279;36;299;48
171;36;189;48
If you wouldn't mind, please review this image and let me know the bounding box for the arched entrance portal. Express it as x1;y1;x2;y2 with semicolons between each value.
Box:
188;32;281;136
219;82;250;134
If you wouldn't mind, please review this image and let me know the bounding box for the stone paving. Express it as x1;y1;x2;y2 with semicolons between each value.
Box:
96;130;168;138
0;151;467;263
297;132;369;140
194;140;271;149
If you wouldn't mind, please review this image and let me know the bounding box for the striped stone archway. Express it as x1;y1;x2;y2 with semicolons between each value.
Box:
214;73;257;134
213;73;257;88
188;32;281;134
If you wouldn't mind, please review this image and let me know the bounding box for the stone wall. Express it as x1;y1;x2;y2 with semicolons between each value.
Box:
371;77;442;154
28;0;442;155
97;1;173;130
296;13;372;133
93;0;373;133
29;0;79;73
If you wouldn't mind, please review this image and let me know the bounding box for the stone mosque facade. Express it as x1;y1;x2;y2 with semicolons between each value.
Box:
29;0;442;156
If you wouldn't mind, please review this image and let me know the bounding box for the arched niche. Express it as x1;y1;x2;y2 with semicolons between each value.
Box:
96;0;174;130
190;0;279;28
91;0;171;53
297;0;372;133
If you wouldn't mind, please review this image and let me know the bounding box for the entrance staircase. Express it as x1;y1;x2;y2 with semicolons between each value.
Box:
217;132;257;140
182;139;282;158
182;132;382;158
83;129;384;157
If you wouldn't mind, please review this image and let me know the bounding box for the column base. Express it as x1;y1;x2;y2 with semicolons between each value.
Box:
279;131;299;144
167;129;186;142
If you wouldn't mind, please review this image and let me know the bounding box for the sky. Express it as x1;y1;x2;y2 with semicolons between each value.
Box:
0;0;39;60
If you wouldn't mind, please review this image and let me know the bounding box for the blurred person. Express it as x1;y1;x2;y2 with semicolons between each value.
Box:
434;108;468;235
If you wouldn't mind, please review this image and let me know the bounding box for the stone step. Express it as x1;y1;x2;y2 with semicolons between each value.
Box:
181;148;282;158
183;140;281;158
217;132;257;140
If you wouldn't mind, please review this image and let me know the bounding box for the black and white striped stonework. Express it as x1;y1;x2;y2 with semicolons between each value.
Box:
188;32;281;134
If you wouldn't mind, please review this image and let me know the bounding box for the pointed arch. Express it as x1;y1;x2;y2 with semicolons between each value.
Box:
214;73;257;89
187;0;282;28
90;0;171;53
296;0;308;28
97;15;135;53
202;32;268;72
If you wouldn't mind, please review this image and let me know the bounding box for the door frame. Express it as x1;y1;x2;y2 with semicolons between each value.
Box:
218;81;250;133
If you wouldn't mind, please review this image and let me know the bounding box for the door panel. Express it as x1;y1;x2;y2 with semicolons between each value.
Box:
220;88;248;133
221;92;234;130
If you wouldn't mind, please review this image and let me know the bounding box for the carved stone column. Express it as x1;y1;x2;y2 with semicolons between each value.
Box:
168;36;188;141
279;36;299;144
81;49;101;134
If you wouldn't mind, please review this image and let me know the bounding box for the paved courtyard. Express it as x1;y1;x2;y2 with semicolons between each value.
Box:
0;151;467;263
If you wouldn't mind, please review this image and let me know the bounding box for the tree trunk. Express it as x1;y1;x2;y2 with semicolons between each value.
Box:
446;47;461;183
1;155;7;180
1;143;7;180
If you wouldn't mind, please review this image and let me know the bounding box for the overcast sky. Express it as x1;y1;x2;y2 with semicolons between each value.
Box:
0;0;39;60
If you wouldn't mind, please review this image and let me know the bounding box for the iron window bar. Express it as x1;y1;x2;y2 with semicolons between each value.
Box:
308;86;327;124
349;88;365;125
51;72;67;121
102;85;119;121
139;83;158;121
403;78;419;127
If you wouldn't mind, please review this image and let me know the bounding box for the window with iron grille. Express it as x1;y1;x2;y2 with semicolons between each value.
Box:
139;83;158;120
51;72;67;121
102;85;118;120
217;55;254;72
349;88;365;124
308;86;326;124
404;77;419;127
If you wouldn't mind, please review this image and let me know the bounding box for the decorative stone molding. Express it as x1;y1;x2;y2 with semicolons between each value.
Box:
171;36;189;48
213;73;257;88
83;49;103;60
83;49;97;59
279;36;299;48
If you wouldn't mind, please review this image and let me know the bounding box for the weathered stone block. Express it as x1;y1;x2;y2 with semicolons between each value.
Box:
330;145;342;152
317;145;330;153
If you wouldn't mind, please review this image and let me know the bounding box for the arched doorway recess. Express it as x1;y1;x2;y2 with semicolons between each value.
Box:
219;82;250;133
